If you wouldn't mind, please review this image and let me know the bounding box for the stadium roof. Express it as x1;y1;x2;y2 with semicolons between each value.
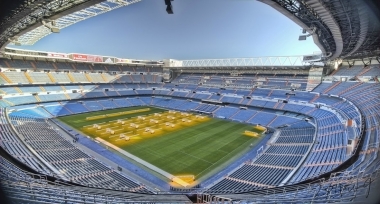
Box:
259;0;380;61
1;0;379;61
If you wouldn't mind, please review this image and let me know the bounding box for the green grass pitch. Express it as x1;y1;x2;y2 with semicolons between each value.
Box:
59;106;263;180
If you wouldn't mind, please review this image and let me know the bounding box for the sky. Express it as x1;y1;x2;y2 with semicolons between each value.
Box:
9;0;320;60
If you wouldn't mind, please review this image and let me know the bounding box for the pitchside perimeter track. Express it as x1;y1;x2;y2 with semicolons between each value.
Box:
59;106;264;186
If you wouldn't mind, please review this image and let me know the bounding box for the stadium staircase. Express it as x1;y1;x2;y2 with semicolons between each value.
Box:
354;76;361;82
278;103;286;109
0;73;12;83
80;92;87;99
303;161;342;167
34;95;41;102
58;102;74;114
193;103;203;110
88;64;94;71
85;73;92;82
125;99;134;106
114;89;121;96
273;102;280;109
357;67;371;76
14;87;23;93
41;107;54;117
309;95;320;103
47;73;56;82
39;86;46;92
24;72;34;83
225;176;273;188
2;99;14;106
249;163;294;170
141;75;146;82
150;97;154;105
52;63;58;71
248;89;255;95
70;64;77;71
138;98;145;105
101;73;108;82
67;73;75;82
265;78;269;85
246;110;260;122
229;109;240;119
267;115;278;126
97;101;105;109
311;146;346;152
64;93;71;100
323;81;341;94
3;60;11;68
81;103;91;111
29;61;37;71
238;98;245;104
247;98;254;105
267;89;274;97
375;77;379;83
338;82;363;95
104;66;109;72
329;69;339;76
331;100;345;107
305;108;316;115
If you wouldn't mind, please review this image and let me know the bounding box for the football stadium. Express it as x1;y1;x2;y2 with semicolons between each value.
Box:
0;0;379;203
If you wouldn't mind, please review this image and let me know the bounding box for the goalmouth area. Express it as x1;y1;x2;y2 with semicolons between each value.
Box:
59;106;265;187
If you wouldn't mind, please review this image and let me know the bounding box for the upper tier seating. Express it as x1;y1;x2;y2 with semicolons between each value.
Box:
70;73;90;82
28;72;53;83
49;72;72;83
172;73;309;90
331;65;380;77
3;72;30;83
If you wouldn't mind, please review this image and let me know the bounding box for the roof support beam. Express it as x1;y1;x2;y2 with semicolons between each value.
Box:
306;0;343;60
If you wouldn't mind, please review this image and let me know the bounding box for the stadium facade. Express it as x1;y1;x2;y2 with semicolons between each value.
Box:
0;0;379;203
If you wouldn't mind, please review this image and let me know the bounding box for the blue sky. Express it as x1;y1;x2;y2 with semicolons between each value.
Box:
10;0;320;60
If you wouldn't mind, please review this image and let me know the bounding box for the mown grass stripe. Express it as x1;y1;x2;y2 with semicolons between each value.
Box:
58;106;262;178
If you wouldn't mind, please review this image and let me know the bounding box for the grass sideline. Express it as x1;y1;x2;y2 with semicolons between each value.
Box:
58;106;264;180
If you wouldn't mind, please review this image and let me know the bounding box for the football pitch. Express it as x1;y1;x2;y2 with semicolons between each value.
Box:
59;106;264;182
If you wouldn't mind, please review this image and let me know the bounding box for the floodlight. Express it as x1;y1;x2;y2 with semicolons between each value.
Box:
165;0;174;14
8;37;21;46
298;26;316;41
42;20;60;33
298;35;307;41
